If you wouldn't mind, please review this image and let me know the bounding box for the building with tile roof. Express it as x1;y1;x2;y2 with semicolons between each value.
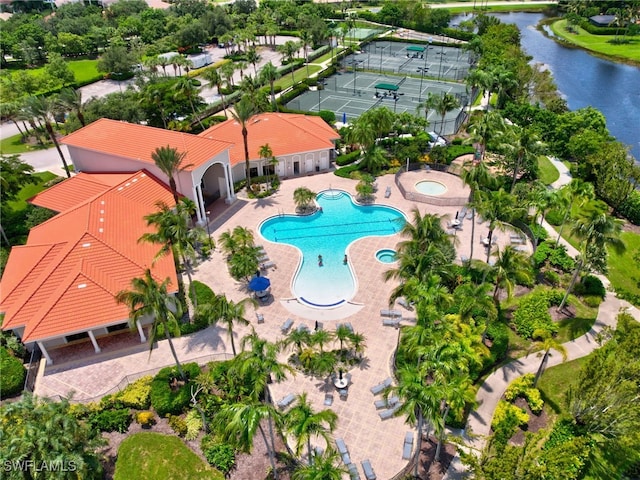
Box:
0;171;178;364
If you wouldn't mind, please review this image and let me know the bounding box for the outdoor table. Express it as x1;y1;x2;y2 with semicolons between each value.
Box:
334;377;349;389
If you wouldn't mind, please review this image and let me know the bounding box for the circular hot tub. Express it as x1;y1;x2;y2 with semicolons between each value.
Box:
376;249;397;264
415;180;447;196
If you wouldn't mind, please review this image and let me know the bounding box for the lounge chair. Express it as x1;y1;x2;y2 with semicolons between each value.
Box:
466;210;473;220
397;298;414;311
384;186;391;198
374;395;399;410
361;459;377;480
336;438;349;456
277;393;296;410
338;388;349;400
348;463;361;480
261;260;276;270
460;255;469;263
379;403;402;420
380;309;402;318
324;393;333;406
345;322;353;333
297;324;310;333
256;312;264;324
402;431;414;460
382;318;400;328
281;318;294;333
370;377;393;395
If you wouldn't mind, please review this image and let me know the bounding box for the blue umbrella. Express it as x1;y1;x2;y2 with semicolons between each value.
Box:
249;276;271;291
342;112;347;124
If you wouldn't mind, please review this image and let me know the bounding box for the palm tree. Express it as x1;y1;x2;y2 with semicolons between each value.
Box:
174;77;204;130
465;110;505;161
475;189;524;263
417;92;439;124
292;448;347;480
490;245;533;301
283;327;312;356
555;179;595;247
259;61;280;110
432;92;461;136
454;282;496;340
202;293;256;356
56;87;86;126
531;330;567;386
246;47;262;76
231;95;259;191
300;30;313;76
157;56;170;76
278;40;300;83
558;205;625;310
284;392;338;463
461;160;494;261
23;96;71;178
293;187;317;213
435;375;476;461
221;62;236;88
310;329;333;353
335;324;352;351
201;68;227;118
350;331;366;359
465;67;493;108
497;125;545;192
258;143;274;182
151;145;193;204
116;270;186;379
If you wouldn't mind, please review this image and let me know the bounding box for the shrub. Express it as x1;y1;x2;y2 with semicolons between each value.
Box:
167;414;188;436
511;291;558;339
492;401;529;447
335;151;361;166
136;410;156;428
545;208;564;226
1;331;26;359
89;408;132;433
442;145;475;164
504;374;544;414
485;321;509;365
534;241;575;272
582;295;603;308
530;223;548;242
150;363;201;417
543;269;560;286
185;409;203;440
0;347;26;398
618;190;640;225
115;376;153;409
543;288;564;307
202;435;236;475
576;274;606;298
524;388;544;414
190;281;216;306
334;163;360;178
318;110;336;125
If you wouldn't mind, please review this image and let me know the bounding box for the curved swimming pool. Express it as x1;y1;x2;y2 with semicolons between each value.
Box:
259;190;405;308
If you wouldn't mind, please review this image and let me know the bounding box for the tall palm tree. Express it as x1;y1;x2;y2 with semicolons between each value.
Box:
334;324;352;351
221;62;236;89
498;125;545;192
475;189;524;263
231;95;259;191
116;270;185;379
555;179;595;247
174;77;204;130
56;87;86;127
259;61;280;110
283;326;312;356
490;245;533;301
151;145;193;204
292;449;347;480
300;30;313;76
293;187;317;212
201;68;227;118
531;330;567;387
432;92;460;136
465;110;504;161
461;160;494;261
558;205;625;310
417;92;439;124
258;143;274;182
214;294;256;356
246;47;262;76
23;96;71;178
435;375;476;461
284;392;338;463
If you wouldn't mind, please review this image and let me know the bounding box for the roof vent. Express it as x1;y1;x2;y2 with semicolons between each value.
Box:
118;187;124;191
99;218;104;223
100;210;104;214
132;178;138;183
125;182;131;187
82;243;91;248
141;173;146;177
101;200;105;205
78;283;87;289
98;228;104;233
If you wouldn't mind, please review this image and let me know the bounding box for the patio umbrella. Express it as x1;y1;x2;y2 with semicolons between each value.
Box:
342;112;347;124
249;276;271;291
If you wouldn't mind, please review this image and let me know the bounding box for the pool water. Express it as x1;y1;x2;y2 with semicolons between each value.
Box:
376;249;397;263
259;190;405;307
415;180;447;196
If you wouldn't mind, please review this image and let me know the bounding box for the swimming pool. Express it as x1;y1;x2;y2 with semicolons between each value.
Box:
259;190;405;308
376;249;398;264
415;180;447;196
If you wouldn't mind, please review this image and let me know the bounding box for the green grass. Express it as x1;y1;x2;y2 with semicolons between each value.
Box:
0;133;40;155
606;231;640;299
555;297;597;343
114;433;223;480
445;4;554;14
538;354;590;415
274;65;322;90
310;48;346;65
550;20;640;63
537;155;560;185
4;58;101;92
6;172;58;213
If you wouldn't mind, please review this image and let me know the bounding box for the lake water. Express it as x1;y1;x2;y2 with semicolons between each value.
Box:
453;12;640;161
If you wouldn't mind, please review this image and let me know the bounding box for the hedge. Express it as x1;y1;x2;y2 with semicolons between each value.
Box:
150;363;201;417
336;151;361;166
618;190;640;225
114;375;153;410
334;163;361;178
202;435;236;475
307;45;331;62
511;290;559;339
573;274;606;298
0;346;26;398
190;281;216;306
89;408;132;433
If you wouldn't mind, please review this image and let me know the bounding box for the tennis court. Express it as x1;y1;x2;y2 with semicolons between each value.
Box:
286;71;469;135
344;27;384;41
343;40;473;82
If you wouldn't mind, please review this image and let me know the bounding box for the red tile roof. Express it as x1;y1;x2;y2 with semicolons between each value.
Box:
198;113;339;166
62;118;232;171
1;170;179;343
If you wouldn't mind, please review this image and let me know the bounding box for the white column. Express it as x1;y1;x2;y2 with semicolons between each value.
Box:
196;184;206;222
192;186;203;224
225;164;236;203
88;330;101;353
37;341;53;365
136;320;147;343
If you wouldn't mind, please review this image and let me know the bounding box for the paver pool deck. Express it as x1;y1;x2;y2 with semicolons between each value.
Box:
34;169;528;479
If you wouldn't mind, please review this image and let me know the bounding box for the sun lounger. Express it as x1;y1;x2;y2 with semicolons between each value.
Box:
338;388;348;400
277;393;295;410
382;318;400;328
370;377;393;395
379;402;402;420
256;312;264;324
460;255;469;263
348;463;361;480
297;324;310;333
361;459;376;480
380;309;402;318
397;297;414;311
384;186;391;198
336;438;348;456
374;395;399;410
466;210;473;220
402;431;414;460
344;322;353;333
459;206;467;218
281;318;293;333
261;261;276;270
324;393;333;406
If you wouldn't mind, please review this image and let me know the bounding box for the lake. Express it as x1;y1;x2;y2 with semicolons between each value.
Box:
454;12;640;161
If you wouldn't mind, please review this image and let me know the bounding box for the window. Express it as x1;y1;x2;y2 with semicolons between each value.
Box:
65;332;89;343
249;167;258;178
107;323;129;333
263;165;275;176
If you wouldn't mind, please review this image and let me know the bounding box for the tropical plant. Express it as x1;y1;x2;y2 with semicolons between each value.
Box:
116;270;186;379
497;125;545;192
259;61;280;110
198;294;256;356
491;245;533;300
554;179;595;247
56;87;86;126
465;110;505;161
201;68;227;118
293;187;317;213
291;448;347;480
461;160;494;261
151;145;193;204
174;77;204;130
531;330;567;387
431;92;461;135
475;189;524;263
231;95;259;190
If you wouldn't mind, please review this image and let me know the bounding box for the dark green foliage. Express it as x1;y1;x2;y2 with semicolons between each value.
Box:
318;110;336;125
0;346;26;398
201;435;236;474
442;145;475;163
529;223;548;243
89;408;132;433
485;322;509;365
335;151;361;166
533;241;575;273
150;363;201;417
190;280;216;305
543;269;561;287
277;84;308;106
574;274;606;298
545;208;565;226
618;190;640;225
333;163;361;178
511;290;558;339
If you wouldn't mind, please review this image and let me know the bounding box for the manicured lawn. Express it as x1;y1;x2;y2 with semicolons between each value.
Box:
550;20;640;63
274;65;322;89
0;133;39;155
310;48;346;65
6;171;58;213
537;155;559;185
114;433;224;480
4;58;101;93
606;231;640;299
555;297;597;343
538;354;590;415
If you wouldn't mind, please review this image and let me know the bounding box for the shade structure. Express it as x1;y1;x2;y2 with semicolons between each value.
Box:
249;276;271;291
